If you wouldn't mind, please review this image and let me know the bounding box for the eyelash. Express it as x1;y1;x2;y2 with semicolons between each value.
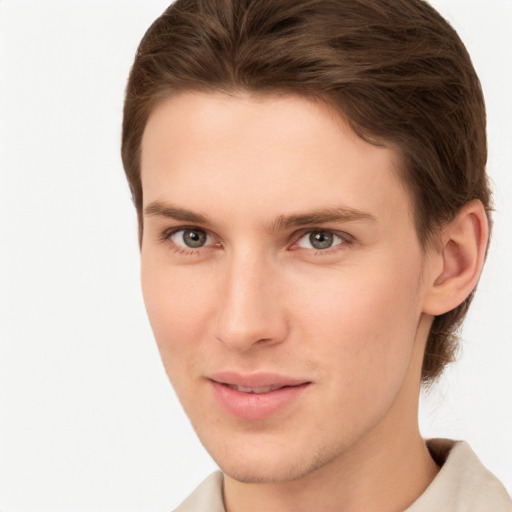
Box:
290;230;352;254
160;227;353;257
160;226;217;256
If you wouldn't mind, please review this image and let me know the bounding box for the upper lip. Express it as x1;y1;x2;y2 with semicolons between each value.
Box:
208;371;311;389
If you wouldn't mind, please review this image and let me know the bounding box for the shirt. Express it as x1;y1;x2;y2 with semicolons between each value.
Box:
173;439;512;511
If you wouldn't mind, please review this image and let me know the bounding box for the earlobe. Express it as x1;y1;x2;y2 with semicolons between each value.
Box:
423;200;489;316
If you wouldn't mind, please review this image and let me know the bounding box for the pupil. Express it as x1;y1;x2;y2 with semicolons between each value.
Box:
310;231;333;250
183;229;206;248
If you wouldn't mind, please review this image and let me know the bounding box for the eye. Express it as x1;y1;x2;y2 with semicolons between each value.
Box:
170;228;210;248
295;230;346;250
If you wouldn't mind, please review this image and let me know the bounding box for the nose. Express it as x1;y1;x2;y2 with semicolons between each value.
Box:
214;249;288;352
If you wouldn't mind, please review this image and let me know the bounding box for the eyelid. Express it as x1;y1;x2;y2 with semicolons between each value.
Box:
159;225;352;254
289;228;354;251
161;225;219;248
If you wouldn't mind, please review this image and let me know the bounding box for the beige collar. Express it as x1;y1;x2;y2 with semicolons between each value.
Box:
405;439;512;511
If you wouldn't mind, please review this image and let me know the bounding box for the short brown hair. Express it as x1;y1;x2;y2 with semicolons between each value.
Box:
121;0;492;384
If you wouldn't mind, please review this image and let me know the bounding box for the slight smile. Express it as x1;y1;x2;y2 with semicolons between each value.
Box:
208;372;312;420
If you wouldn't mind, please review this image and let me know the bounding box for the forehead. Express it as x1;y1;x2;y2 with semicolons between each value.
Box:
140;91;411;226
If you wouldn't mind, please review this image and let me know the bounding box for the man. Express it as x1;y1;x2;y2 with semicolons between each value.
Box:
121;0;512;510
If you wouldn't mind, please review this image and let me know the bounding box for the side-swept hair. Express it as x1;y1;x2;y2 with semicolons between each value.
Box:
122;0;491;384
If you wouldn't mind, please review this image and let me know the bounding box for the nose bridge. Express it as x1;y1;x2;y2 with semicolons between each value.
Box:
215;245;286;351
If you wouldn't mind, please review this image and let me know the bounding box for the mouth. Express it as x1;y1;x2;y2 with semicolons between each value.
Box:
209;371;311;392
222;383;305;394
208;372;312;420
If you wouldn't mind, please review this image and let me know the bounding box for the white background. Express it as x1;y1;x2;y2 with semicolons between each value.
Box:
0;1;511;510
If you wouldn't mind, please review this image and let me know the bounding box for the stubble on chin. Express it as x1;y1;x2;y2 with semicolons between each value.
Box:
212;437;343;485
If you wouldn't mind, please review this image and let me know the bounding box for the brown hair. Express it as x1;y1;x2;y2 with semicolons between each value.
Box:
121;0;491;384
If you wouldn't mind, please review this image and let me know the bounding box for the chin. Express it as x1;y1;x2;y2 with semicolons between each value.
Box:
221;461;316;485
209;437;338;485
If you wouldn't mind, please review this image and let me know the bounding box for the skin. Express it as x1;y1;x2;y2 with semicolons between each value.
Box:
139;91;486;512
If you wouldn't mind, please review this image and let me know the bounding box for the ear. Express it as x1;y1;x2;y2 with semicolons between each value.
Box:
422;200;489;316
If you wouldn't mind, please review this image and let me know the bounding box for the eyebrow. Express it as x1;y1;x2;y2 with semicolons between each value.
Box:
144;201;212;224
144;201;376;229
271;207;376;231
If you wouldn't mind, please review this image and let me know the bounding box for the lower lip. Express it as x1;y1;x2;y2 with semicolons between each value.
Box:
209;380;310;420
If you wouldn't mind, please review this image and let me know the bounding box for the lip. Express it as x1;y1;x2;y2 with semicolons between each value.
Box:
208;372;312;420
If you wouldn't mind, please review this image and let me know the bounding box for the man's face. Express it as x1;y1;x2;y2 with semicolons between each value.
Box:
140;92;435;483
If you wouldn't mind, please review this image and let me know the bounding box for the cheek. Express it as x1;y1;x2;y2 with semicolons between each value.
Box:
293;255;424;386
294;272;423;436
140;259;215;370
